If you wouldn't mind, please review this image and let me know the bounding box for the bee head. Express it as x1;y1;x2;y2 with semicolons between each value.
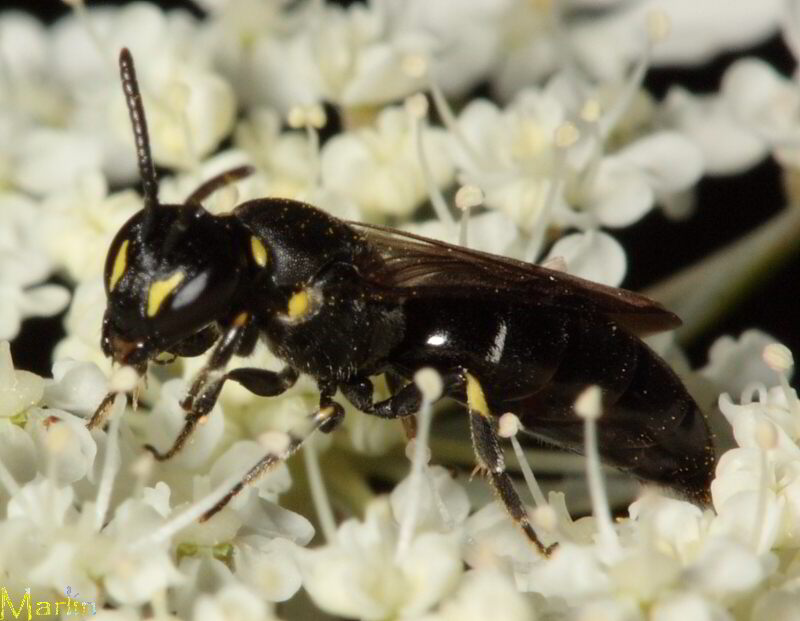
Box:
101;49;250;369
101;203;243;368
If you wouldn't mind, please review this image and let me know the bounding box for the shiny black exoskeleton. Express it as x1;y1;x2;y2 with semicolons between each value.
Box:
93;49;715;554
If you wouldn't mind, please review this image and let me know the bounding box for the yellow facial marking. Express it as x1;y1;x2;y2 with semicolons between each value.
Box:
251;236;268;267
466;373;490;418
287;289;310;319
147;272;185;317
109;239;130;291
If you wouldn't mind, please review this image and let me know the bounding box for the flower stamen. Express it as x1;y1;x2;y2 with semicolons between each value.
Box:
498;412;547;508
94;393;126;531
525;121;578;261
61;0;114;74
288;103;327;189
600;10;670;139
763;343;800;416
752;419;777;553
575;385;620;555
303;438;338;544
395;367;441;560
406;93;455;232
455;184;484;247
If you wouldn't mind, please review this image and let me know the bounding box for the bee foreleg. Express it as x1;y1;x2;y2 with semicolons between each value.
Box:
466;373;554;557
145;313;253;461
87;392;118;430
227;366;299;396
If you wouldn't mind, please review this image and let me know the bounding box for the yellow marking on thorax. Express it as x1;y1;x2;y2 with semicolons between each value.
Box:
109;239;130;291
250;236;268;267
147;272;185;317
287;289;310;319
466;372;490;418
233;311;249;327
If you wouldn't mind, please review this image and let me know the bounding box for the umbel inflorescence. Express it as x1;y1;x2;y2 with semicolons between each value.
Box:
2;1;800;620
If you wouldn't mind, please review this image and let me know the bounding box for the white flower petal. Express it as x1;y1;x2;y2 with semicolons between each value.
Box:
464;501;542;573
397;531;463;618
616;132;704;195
0;297;23;342
321;107;454;218
0;341;44;418
209;440;292;502
650;0;781;66
546;231;626;287
0;419;37;487
751;589;800;621
651;592;734;621
193;584;278;621
17;284;71;317
390;465;470;534
104;548;183;606
300;499;461;620
236;493;315;545
701;330;783;398
14;129;103;195
721;58;790;123
28;408;98;485
144;379;224;469
589;158;654;228
43;360;109;418
0;12;48;81
236;537;303;602
519;542;610;597
664;88;768;175
422;569;536;621
7;478;76;528
685;538;766;596
711;487;782;552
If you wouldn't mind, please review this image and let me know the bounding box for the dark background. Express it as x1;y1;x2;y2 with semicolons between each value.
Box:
6;0;799;378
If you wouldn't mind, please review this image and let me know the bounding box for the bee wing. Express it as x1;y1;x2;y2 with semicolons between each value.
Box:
350;222;680;336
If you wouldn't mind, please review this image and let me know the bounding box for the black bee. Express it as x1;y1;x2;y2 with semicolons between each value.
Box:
92;49;715;554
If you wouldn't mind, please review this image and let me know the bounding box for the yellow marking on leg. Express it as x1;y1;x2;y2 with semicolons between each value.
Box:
466;372;490;418
287;289;310;319
109;239;130;291
250;236;268;267
147;272;185;317
233;311;249;327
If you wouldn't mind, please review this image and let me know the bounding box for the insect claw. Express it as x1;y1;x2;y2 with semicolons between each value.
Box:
143;443;169;461
469;464;486;480
318;402;345;433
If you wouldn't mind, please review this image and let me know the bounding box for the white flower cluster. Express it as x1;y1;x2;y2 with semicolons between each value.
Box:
2;0;800;619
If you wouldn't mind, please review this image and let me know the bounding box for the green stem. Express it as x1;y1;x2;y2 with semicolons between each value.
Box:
645;206;800;346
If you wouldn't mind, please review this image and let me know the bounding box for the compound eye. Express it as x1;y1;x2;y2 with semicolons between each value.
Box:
147;265;236;339
170;272;209;311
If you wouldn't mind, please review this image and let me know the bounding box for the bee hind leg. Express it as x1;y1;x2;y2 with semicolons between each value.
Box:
465;372;555;557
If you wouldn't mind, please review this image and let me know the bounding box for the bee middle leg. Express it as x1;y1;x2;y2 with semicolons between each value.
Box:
340;370;465;419
201;398;343;521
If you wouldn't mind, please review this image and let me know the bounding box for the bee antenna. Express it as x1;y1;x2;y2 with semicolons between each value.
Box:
119;48;159;213
184;165;256;206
